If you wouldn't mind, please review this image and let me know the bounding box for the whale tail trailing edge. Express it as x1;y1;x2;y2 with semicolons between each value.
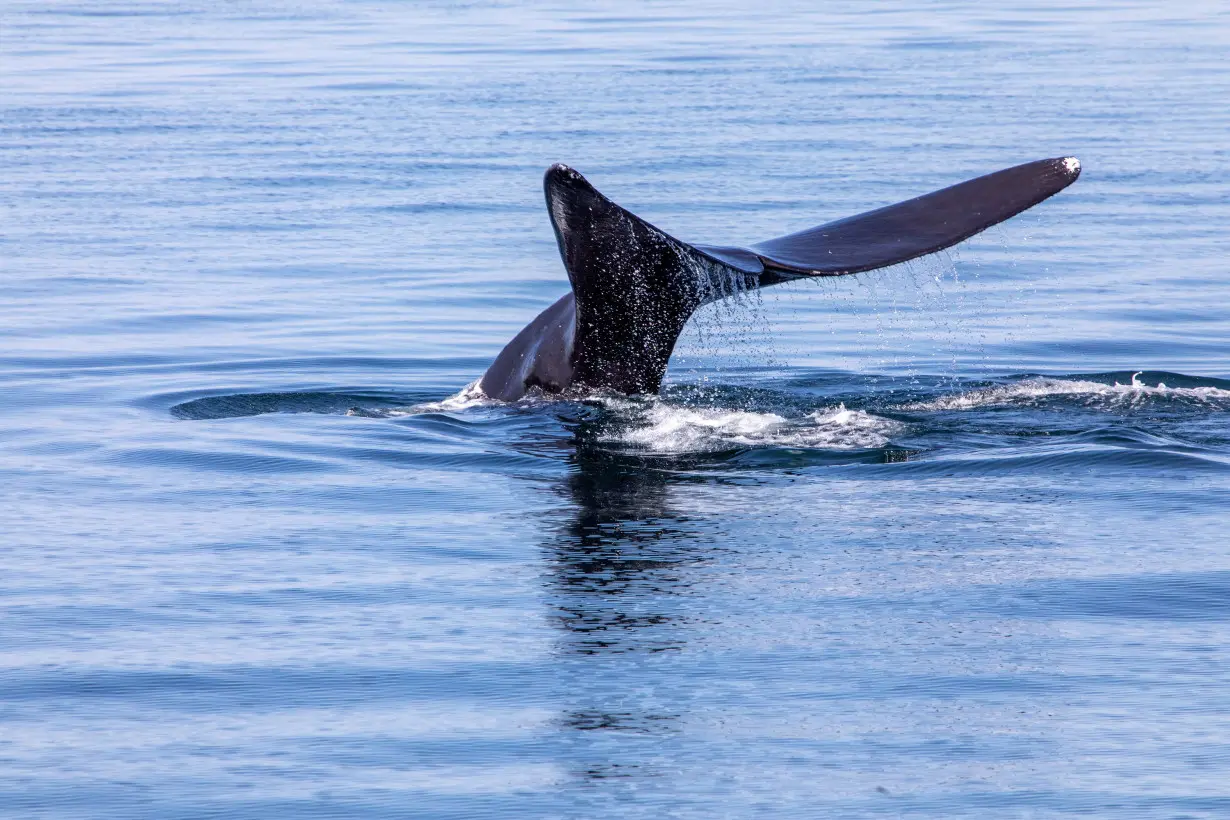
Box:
543;157;1080;396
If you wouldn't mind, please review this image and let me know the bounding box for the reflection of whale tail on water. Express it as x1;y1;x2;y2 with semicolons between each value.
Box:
480;157;1081;401
543;432;718;763
546;429;714;657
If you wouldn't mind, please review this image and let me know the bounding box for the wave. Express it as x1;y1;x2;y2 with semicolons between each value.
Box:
595;398;902;453
357;382;902;454
375;380;494;415
905;372;1230;412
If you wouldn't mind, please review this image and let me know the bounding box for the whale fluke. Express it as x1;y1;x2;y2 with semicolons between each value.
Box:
479;157;1081;401
744;156;1080;277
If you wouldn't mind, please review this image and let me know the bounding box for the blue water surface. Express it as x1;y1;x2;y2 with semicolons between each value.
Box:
4;1;1230;817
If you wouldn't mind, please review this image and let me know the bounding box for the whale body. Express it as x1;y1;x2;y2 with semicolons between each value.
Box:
480;157;1081;401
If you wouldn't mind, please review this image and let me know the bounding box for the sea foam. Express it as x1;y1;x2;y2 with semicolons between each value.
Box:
906;373;1230;412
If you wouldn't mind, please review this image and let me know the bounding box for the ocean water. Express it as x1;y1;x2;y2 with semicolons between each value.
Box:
4;1;1230;817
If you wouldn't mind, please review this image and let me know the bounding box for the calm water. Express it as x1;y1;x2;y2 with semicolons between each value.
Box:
4;1;1230;817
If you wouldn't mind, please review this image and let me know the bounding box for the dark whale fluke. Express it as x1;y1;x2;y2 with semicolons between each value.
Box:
480;157;1081;401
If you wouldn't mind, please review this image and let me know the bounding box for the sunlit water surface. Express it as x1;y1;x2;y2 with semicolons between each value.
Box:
4;1;1230;817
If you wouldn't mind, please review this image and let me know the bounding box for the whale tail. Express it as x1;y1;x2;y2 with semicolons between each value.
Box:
544;165;748;395
545;157;1080;395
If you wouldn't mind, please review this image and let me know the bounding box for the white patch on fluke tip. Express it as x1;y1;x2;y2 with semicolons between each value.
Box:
1063;156;1081;174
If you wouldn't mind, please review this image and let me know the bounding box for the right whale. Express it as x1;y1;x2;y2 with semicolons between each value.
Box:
479;157;1081;401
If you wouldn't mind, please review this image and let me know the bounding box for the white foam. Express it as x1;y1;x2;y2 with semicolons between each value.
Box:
417;379;496;411
906;373;1230;411
599;399;902;453
352;380;496;417
1063;156;1081;175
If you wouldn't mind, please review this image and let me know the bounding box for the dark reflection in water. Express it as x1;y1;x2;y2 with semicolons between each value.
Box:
539;418;732;770
545;420;724;657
